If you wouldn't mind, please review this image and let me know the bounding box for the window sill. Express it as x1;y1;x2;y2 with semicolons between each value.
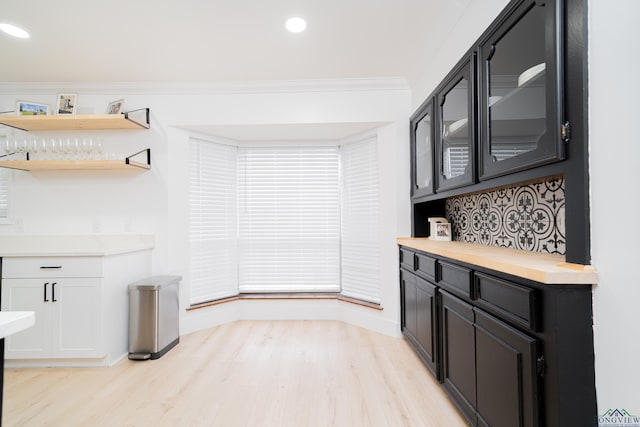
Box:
187;293;382;311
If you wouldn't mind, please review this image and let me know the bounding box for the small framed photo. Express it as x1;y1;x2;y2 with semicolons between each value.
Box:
106;99;124;114
16;100;49;116
57;93;77;115
435;223;452;241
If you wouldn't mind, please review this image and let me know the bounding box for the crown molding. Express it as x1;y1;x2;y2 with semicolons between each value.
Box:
0;78;410;95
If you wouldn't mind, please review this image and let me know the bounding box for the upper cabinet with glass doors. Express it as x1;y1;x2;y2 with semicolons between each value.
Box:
410;97;435;198
478;0;565;180
435;54;476;192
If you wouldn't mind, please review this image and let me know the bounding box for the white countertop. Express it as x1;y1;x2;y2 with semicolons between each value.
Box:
0;311;35;339
0;234;154;257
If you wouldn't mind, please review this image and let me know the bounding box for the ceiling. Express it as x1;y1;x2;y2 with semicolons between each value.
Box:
0;0;472;84
0;1;475;141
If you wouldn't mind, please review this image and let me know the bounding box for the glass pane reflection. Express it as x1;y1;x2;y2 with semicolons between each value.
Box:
415;112;432;190
442;78;470;179
488;3;546;162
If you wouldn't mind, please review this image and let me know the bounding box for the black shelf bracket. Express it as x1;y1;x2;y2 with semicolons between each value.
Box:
123;108;151;129
125;148;151;169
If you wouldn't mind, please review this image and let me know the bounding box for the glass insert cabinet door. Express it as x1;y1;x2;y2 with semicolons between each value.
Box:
478;0;564;180
436;55;475;192
411;98;434;198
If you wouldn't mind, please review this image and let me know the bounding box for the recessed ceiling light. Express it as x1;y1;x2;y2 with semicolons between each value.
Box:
0;23;30;39
285;17;307;33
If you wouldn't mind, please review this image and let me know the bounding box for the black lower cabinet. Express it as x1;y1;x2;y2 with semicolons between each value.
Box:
439;290;542;427
400;269;439;378
474;307;539;427
401;270;418;338
415;278;438;376
399;245;596;427
441;291;477;424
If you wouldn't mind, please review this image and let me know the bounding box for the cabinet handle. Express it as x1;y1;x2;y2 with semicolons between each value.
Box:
43;282;49;302
40;266;62;269
52;282;57;302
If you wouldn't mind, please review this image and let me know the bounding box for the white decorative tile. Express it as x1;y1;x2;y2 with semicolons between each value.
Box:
445;176;565;255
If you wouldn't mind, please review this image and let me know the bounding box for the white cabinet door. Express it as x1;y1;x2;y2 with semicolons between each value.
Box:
51;278;103;358
1;277;103;359
1;278;52;358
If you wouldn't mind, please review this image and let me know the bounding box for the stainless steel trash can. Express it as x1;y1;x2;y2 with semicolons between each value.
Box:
128;275;181;360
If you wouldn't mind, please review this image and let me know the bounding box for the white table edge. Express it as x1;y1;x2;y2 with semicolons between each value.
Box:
0;311;35;339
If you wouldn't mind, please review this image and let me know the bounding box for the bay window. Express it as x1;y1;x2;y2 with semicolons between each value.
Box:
189;135;380;305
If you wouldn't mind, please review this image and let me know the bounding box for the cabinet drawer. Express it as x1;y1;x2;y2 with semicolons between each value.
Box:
400;247;415;271
474;272;538;331
2;257;103;279
438;261;473;299
415;253;437;281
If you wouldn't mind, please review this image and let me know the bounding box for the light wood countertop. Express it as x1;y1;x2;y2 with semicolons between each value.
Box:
397;237;598;285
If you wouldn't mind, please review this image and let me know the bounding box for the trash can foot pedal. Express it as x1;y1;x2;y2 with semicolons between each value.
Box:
128;352;152;361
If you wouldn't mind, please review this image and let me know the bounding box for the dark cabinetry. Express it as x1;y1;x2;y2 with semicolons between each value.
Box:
474;307;539;427
436;55;476;192
441;290;540;427
399;245;596;427
410;0;589;266
438;261;473;299
475;271;539;331
478;0;565;180
440;290;477;422
400;270;417;338
410;0;567;197
400;268;439;378
415;279;437;371
411;98;435;198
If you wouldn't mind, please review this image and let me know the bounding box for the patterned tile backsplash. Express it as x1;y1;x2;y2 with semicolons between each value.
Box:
445;176;565;255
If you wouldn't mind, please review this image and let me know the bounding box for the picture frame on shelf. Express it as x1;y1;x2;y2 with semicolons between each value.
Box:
435;223;452;241
106;99;124;114
56;93;77;115
16;100;49;116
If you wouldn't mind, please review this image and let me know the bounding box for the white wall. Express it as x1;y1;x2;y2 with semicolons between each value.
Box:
408;0;510;110
0;80;412;338
589;0;640;413
407;0;640;415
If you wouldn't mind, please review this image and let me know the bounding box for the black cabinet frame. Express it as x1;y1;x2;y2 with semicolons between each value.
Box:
440;288;541;427
440;289;477;423
435;53;477;192
410;97;436;198
474;307;540;427
477;0;565;180
400;268;440;380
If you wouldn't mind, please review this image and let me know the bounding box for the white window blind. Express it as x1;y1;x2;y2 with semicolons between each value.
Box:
340;137;380;304
238;146;341;293
189;138;239;305
491;141;537;161
0;169;10;221
443;143;469;178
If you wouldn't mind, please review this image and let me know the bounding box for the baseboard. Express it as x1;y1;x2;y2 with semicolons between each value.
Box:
180;297;401;338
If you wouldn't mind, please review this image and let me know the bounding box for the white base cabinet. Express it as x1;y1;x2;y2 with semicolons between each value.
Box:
2;278;102;359
1;251;151;367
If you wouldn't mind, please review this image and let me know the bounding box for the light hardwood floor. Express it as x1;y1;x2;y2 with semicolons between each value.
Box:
4;320;468;427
